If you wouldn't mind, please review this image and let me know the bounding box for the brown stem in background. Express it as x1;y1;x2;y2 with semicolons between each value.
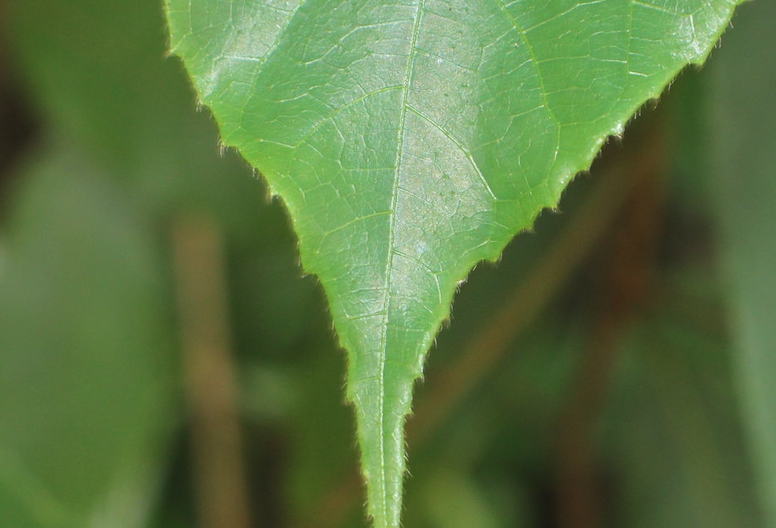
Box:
298;128;660;528
172;214;253;528
554;128;664;528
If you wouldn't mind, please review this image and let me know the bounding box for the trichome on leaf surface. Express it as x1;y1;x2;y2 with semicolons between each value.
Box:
164;0;743;526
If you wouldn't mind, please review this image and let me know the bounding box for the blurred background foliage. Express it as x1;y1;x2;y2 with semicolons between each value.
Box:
0;1;774;527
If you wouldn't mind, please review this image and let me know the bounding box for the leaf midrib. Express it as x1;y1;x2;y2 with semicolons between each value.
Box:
375;0;427;522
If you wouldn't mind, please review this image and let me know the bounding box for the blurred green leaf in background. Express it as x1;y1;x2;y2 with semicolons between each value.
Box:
709;1;776;525
0;0;774;527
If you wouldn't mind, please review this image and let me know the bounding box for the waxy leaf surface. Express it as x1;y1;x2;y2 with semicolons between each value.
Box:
165;0;741;525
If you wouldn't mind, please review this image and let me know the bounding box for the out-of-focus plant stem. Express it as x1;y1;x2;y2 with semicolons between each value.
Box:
555;124;664;528
172;214;253;528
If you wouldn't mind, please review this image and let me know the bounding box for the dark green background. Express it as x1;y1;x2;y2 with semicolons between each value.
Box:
0;0;773;527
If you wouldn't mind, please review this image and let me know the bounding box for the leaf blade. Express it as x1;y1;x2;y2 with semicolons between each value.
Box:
165;1;743;525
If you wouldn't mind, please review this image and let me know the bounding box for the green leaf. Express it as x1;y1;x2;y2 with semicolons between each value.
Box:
0;140;176;527
164;1;742;525
708;0;776;523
